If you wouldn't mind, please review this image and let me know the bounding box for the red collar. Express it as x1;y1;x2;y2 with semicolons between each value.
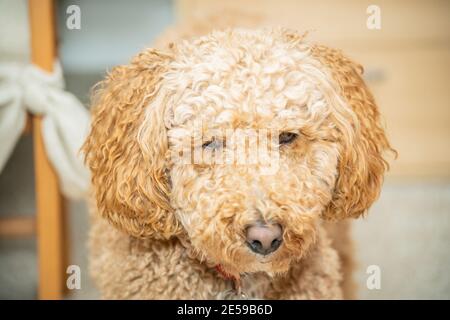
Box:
215;264;244;296
215;264;236;281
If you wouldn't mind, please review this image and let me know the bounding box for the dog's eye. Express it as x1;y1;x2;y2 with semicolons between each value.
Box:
202;139;223;150
278;132;298;145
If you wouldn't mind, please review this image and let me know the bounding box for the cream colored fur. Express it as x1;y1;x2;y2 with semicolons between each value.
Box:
83;28;393;299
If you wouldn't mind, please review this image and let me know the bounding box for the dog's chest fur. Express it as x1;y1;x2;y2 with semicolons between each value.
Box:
89;213;344;299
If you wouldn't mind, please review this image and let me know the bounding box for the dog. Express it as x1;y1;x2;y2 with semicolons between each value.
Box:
82;28;393;299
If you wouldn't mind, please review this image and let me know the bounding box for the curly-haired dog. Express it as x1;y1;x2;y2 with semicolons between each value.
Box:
82;28;392;299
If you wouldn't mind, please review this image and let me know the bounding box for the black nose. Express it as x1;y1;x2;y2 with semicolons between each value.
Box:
246;222;283;255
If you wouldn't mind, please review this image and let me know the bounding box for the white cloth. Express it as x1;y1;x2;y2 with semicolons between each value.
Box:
0;61;90;199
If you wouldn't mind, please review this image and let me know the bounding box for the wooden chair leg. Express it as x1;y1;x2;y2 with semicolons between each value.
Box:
29;0;68;300
33;117;67;300
61;199;70;295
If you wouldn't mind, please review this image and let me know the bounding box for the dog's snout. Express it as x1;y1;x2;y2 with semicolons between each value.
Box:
246;222;283;255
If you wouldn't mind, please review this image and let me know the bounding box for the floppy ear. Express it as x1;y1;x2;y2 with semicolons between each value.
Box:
311;45;395;220
82;49;182;239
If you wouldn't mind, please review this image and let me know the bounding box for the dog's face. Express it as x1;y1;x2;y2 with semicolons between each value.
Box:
163;31;343;275
83;29;392;276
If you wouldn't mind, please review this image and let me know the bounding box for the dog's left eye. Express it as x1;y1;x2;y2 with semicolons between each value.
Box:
278;132;298;145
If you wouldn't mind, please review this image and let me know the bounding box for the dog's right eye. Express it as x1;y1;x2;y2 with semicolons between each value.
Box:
202;139;223;150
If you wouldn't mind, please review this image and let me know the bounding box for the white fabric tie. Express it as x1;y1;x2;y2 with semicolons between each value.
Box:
0;61;90;199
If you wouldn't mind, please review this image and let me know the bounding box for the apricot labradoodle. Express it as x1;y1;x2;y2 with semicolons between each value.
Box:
82;28;393;299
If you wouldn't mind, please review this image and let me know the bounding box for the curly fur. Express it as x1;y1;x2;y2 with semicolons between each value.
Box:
82;28;393;299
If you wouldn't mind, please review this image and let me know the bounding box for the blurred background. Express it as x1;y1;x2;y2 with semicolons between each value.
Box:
0;0;449;299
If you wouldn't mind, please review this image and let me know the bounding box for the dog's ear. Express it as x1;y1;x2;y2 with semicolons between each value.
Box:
82;49;183;239
311;45;395;220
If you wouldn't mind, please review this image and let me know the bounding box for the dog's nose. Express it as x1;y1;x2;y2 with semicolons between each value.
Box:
246;222;283;255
